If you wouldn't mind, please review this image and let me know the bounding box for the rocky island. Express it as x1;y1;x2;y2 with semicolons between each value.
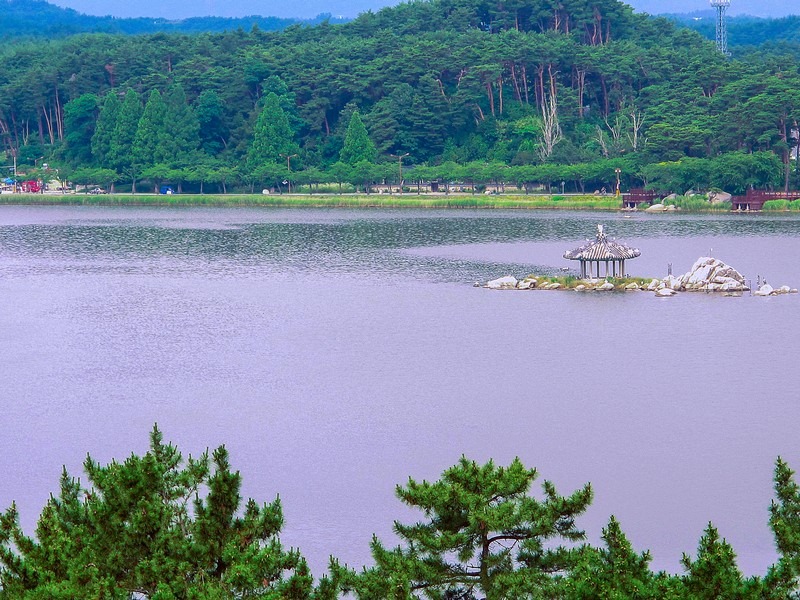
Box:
485;256;797;297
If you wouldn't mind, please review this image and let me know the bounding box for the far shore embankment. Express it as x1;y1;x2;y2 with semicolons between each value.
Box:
0;192;733;211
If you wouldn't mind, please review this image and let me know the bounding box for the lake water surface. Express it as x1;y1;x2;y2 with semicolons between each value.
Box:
1;206;799;577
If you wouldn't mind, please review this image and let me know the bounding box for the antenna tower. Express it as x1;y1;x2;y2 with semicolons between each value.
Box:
710;0;730;55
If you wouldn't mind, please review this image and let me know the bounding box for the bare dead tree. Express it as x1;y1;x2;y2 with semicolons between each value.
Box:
538;68;563;161
627;106;645;151
595;125;610;157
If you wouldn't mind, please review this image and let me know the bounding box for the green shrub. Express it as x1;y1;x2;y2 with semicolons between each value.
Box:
762;199;790;211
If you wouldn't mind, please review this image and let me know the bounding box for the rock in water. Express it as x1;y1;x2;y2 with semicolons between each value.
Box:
754;284;774;297
486;275;518;289
655;288;677;297
675;257;748;292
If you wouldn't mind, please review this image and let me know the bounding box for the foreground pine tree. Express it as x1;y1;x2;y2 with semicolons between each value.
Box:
0;426;313;598
352;456;593;599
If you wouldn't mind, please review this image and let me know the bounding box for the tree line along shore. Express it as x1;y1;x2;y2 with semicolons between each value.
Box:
0;0;798;203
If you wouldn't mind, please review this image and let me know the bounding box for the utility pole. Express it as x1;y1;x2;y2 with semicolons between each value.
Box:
711;0;731;56
280;153;298;192
390;153;409;194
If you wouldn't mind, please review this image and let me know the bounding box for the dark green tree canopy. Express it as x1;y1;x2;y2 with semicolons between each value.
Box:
0;426;314;599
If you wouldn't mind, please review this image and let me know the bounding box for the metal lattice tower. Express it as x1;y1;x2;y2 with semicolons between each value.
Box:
710;0;731;55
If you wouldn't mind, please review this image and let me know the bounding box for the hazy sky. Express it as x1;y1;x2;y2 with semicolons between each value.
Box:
49;0;796;20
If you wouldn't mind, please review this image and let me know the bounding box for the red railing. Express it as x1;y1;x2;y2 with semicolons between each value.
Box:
731;189;800;211
622;188;658;208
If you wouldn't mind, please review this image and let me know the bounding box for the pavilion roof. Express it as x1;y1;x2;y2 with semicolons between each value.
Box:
563;225;641;262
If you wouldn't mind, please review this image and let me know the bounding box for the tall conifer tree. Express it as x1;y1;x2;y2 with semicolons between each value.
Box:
247;92;299;173
133;89;168;168
108;89;142;173
340;110;377;165
91;91;120;168
163;84;200;163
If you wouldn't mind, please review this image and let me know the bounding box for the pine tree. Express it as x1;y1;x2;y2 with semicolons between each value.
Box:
567;515;660;598
108;89;142;180
765;457;800;596
340;110;377;166
0;426;314;598
247;92;299;174
91;91;120;168
132;89;169;169
355;456;593;599
680;522;762;599
162;84;200;164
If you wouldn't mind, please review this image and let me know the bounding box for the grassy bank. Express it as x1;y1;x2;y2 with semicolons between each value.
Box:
0;193;625;210
521;275;655;289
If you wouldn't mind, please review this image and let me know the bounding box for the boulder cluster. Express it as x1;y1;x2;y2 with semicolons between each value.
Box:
483;257;797;297
659;257;749;292
754;283;797;296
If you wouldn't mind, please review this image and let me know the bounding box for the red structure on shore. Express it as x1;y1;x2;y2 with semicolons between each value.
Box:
731;190;800;211
622;188;659;208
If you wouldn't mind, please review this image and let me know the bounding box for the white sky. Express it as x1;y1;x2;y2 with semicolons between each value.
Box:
49;0;795;20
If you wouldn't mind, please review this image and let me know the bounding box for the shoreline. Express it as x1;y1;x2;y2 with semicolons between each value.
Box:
0;192;730;211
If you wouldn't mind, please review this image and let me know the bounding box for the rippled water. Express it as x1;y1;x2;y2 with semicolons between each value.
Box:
1;206;799;577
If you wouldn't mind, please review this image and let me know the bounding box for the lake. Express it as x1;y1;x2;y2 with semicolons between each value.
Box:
1;205;799;578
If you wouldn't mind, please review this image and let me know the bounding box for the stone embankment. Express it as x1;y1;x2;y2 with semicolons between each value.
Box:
484;257;797;297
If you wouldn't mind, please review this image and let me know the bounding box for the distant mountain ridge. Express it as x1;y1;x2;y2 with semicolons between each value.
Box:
0;0;348;38
662;11;800;47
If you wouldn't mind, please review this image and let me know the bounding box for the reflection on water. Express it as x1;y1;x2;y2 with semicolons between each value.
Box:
1;206;799;578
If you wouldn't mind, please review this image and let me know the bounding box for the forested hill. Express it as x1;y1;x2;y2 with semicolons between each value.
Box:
1;0;798;195
668;12;800;48
0;0;345;38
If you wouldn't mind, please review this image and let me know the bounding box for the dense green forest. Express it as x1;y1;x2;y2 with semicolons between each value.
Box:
1;0;799;196
1;426;799;598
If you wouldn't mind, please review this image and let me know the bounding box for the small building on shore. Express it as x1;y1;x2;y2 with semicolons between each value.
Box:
564;225;641;278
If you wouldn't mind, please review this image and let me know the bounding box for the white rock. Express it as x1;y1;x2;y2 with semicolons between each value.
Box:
754;284;774;297
547;282;562;290
625;282;639;290
709;191;732;204
647;279;660;291
665;204;678;211
645;203;665;212
672;257;748;292
487;275;518;290
517;280;532;290
574;284;586;291
655;288;677;297
598;282;615;291
721;280;746;291
663;275;683;290
778;285;791;294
